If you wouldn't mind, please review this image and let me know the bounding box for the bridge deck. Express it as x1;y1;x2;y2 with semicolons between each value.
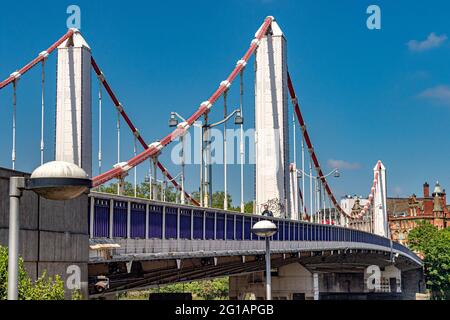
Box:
88;192;422;267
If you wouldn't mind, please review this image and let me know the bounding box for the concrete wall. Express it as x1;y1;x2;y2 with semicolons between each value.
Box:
0;168;89;299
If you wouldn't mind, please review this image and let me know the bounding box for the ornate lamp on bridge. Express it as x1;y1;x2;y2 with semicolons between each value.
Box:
8;161;91;300
251;220;278;300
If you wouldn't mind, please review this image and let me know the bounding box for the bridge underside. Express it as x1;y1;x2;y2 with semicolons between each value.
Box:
88;247;421;298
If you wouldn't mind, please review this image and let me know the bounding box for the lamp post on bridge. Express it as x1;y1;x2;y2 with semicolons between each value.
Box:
296;168;340;224
7;161;91;300
169;109;243;209
204;108;243;210
251;220;278;300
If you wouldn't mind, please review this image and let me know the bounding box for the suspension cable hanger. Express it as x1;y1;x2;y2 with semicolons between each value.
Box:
98;75;103;175
91;17;274;189
91;57;200;206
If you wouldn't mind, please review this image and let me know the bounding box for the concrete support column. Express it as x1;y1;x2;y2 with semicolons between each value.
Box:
313;273;319;300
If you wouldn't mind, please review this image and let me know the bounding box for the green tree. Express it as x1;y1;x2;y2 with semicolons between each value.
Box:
0;245;68;300
408;221;439;252
211;191;232;210
408;222;450;300
99;181;178;203
147;277;229;300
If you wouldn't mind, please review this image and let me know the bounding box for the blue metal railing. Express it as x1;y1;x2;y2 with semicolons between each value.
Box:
88;193;420;263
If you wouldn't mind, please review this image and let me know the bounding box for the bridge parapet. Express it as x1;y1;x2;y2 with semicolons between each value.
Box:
88;192;421;267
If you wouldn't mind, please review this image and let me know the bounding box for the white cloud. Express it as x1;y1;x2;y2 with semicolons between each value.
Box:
327;159;361;170
418;85;450;105
407;32;447;52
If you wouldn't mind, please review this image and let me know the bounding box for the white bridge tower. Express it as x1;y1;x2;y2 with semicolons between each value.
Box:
373;161;389;237
55;29;92;177
255;19;290;218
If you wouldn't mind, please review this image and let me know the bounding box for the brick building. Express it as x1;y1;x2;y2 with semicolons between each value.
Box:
388;182;449;246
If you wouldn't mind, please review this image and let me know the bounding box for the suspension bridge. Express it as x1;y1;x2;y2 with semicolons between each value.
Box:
0;17;423;300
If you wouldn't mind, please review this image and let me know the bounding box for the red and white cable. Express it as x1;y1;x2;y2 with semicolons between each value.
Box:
92;16;274;187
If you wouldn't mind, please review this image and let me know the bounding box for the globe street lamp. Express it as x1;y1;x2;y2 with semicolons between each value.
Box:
8;161;91;300
251;220;278;300
170;109;243;209
204;108;243;209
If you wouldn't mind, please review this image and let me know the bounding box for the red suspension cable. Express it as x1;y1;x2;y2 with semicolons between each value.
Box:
92;16;274;187
91;57;201;206
287;72;350;219
0;29;75;90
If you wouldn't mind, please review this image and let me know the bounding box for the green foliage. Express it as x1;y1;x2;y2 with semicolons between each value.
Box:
0;245;32;300
408;222;450;300
24;272;65;300
99;181;178;202
0;245;69;300
408;221;439;252
149;277;229;300
211;191;232;210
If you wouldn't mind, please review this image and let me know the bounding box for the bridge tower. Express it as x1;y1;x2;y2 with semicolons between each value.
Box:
255;19;290;218
373;161;388;237
55;29;92;177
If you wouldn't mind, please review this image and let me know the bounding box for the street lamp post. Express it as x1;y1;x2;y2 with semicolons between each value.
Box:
296;168;340;224
170;112;206;206
171;109;242;208
204;109;243;209
8;161;91;300
251;220;278;300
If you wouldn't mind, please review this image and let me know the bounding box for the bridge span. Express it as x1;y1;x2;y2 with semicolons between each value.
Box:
88;192;422;299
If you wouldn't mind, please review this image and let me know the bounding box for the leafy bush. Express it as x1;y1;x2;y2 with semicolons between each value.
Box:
0;245;69;300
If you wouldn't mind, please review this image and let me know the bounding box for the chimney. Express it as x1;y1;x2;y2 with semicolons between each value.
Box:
423;182;430;197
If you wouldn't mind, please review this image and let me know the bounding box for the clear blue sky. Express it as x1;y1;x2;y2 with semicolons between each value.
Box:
1;0;449;205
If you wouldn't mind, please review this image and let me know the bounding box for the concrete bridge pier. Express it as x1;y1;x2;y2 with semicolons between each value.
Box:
229;262;422;300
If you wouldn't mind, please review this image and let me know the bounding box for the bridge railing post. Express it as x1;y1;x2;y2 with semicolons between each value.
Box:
145;203;149;240
242;216;245;240
233;215;236;241
126;201;131;239
162;205;166;240
109;199;114;239
89;197;94;238
177;207;180;240
214;211;217;240
190;209;194;240
250;217;254;241
202;210;206;241
224;213;227;240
